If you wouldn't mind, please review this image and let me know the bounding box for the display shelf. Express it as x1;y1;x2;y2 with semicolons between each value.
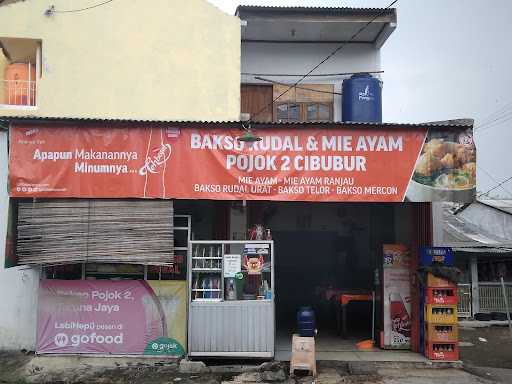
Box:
188;240;275;358
189;241;274;303
192;257;223;259
193;298;223;303
192;268;222;272
191;243;223;301
192;289;222;291
86;271;143;275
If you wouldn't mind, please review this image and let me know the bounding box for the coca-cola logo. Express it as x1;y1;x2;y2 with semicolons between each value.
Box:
392;315;411;335
139;143;172;175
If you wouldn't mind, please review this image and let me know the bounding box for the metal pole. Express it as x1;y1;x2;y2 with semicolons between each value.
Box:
500;277;512;338
371;290;375;342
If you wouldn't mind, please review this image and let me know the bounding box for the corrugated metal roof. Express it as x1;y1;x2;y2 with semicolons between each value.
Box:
479;199;512;215
236;5;395;14
443;202;512;253
0;116;473;129
453;247;512;254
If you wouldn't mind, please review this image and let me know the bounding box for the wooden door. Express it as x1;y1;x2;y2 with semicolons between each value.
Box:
241;84;273;122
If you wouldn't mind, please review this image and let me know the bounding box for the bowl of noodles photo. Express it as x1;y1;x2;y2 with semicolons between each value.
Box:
406;138;476;202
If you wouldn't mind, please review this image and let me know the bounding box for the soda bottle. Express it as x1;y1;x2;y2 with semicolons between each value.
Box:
390;292;411;338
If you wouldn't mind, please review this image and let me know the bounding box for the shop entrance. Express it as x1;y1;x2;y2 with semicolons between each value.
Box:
249;201;414;360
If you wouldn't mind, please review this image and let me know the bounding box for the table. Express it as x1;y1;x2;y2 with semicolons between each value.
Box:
336;292;373;338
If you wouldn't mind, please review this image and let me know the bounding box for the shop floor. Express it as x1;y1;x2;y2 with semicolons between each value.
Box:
275;330;429;362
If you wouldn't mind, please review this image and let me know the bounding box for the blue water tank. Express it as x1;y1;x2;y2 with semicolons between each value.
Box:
297;306;316;337
342;73;382;123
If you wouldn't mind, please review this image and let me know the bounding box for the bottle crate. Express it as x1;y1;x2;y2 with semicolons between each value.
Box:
426;323;458;343
426;287;457;305
425;304;457;324
425;342;459;361
427;273;455;288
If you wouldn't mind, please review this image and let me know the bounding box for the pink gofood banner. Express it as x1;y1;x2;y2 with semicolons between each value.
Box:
37;280;186;355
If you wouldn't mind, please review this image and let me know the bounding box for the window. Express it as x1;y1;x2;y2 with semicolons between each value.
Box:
276;103;300;121
0;38;41;108
272;83;334;122
275;102;333;122
306;103;332;121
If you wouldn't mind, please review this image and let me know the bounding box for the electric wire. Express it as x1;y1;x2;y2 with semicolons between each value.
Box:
477;175;512;199
242;70;384;77
475;100;512;129
249;0;399;122
475;109;512;131
477;165;512;198
473;100;512;134
475;112;512;134
47;0;116;14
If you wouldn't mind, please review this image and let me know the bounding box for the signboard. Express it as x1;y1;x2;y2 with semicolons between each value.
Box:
9;125;475;202
420;246;454;266
37;280;187;355
382;244;411;350
223;254;241;278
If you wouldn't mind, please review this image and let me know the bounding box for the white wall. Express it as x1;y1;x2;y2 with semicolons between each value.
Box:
0;131;40;350
241;42;381;121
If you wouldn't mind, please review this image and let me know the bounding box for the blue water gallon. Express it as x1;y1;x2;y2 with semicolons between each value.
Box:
342;73;382;123
297;306;316;337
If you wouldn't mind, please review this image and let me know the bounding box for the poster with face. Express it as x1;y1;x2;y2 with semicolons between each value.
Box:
243;255;264;275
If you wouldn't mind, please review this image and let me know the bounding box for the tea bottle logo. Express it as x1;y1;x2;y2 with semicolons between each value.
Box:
139;143;172;176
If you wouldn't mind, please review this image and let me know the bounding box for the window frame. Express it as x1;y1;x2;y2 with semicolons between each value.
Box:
274;101;333;122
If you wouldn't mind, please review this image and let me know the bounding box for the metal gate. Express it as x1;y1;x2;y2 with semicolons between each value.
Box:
479;283;512;313
457;284;472;318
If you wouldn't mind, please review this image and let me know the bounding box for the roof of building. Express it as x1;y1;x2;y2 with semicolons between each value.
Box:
444;201;512;253
479;199;512;215
0;116;473;130
236;5;396;14
236;5;397;48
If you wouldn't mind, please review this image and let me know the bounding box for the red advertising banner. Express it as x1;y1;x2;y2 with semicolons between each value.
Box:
37;280;187;355
9;125;476;202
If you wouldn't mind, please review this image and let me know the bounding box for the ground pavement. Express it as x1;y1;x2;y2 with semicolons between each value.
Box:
0;352;503;384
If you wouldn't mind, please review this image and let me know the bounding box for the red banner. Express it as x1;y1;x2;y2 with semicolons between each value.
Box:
9;125;476;202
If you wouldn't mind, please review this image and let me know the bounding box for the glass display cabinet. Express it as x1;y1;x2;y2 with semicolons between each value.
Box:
188;240;274;358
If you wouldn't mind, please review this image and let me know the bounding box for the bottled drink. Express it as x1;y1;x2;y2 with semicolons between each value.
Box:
390;292;411;338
